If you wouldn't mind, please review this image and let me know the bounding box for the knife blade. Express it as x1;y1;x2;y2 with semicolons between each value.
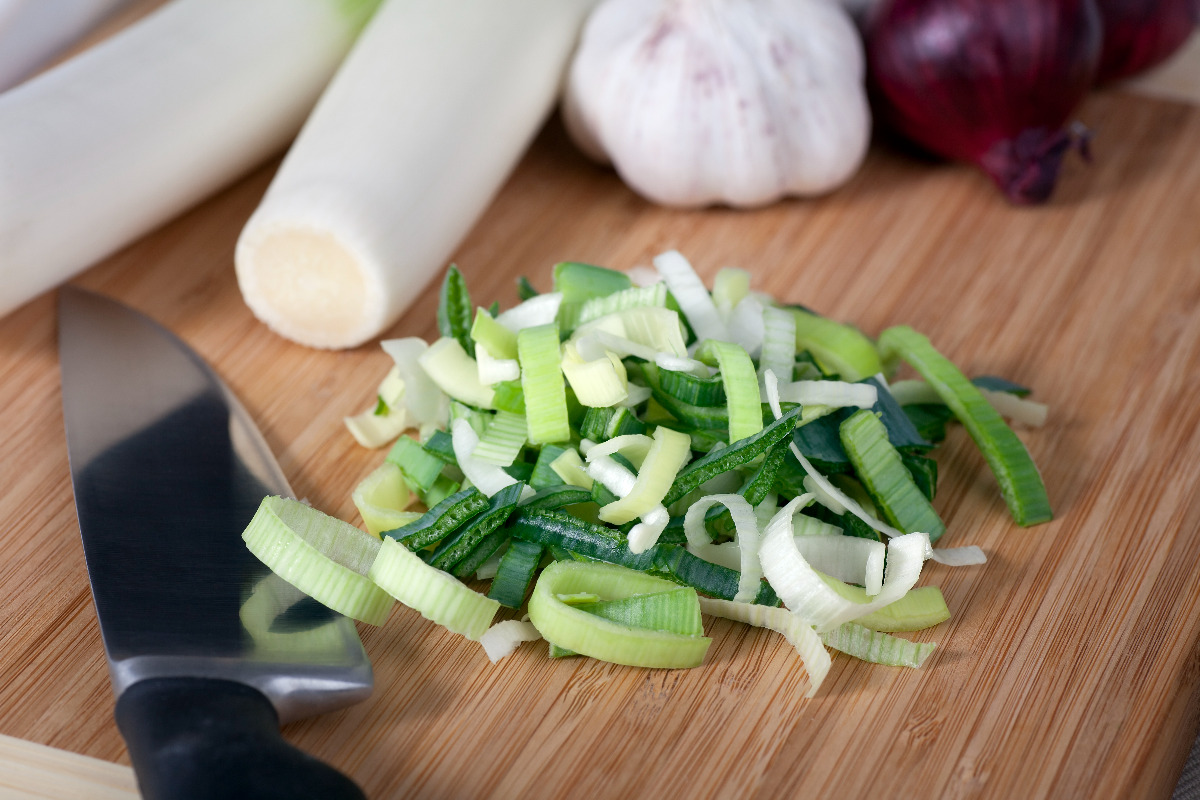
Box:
58;287;370;800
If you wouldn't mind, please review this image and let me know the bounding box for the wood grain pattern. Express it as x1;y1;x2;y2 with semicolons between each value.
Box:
1;14;1199;800
0;735;136;799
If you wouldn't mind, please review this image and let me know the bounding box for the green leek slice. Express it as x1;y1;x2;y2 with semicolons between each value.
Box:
820;623;935;668
369;537;499;640
578;283;668;325
758;306;796;385
695;339;763;444
242;496;394;626
550;587;705;658
471;410;527;467
878;325;1051;526
437;265;474;353
527;561;710;669
471;307;518;360
840;409;946;542
387;487;488;549
424;482;524;571
819;577;951;631
386;435;445;492
553;261;632;331
662;406;802;507
518;323;570;444
488;539;545;608
789;309;882;382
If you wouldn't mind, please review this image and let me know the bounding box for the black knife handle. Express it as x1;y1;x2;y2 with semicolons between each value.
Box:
114;677;366;800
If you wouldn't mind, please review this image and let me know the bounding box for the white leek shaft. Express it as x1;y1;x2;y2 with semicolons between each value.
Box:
0;0;131;92
236;0;598;349
0;0;371;319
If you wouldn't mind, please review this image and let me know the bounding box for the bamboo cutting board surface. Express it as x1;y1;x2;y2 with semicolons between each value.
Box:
2;10;1200;799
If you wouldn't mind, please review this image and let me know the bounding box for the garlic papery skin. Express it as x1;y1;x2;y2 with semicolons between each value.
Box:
563;0;872;208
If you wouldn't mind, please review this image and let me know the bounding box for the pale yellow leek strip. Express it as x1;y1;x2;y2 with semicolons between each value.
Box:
550;448;593;489
351;461;419;537
699;598;830;698
595;426;691;525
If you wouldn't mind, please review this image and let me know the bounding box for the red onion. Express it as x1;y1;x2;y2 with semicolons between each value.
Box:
1094;0;1199;84
864;0;1103;205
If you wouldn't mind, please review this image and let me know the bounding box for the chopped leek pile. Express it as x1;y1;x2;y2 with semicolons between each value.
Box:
244;250;1052;695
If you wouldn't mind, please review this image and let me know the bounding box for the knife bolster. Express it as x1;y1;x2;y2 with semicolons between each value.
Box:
115;677;366;800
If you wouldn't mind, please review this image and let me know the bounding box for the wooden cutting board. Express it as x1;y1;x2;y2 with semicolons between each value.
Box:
3;8;1200;799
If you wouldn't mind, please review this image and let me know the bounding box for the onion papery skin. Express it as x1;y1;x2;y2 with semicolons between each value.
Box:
864;0;1103;204
1094;0;1199;84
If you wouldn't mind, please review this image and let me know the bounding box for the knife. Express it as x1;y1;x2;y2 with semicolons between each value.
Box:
58;286;371;800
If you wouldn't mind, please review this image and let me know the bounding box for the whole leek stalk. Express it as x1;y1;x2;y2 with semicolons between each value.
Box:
0;0;378;319
236;0;599;349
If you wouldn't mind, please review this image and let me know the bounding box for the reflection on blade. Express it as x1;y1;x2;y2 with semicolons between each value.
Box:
59;288;371;722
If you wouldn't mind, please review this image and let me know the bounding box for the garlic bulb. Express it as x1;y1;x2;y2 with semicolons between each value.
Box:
563;0;872;208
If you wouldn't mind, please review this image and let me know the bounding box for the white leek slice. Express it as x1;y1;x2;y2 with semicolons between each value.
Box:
381;338;450;427
759;496;929;632
369;537;500;640
496;291;564;332
1;0;375;319
236;0;596;348
625;265;661;287
586;454;637;497
776;380;878;409
980;387;1048;427
682;494;761;602
475;544;508;580
889;379;1047;428
652;250;729;344
617;383;653;408
475;342;521;386
655;353;712;377
584;433;654;470
480;619;542;662
793;535;886;597
419;337;495;409
627;505;671;555
820;622;935;668
242;496;394;626
352;461;420;536
726;295;765;357
699;598;830;698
